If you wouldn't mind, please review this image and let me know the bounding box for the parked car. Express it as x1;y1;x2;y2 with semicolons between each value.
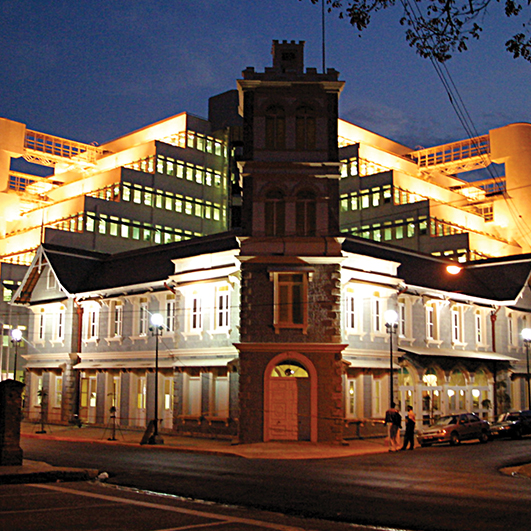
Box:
490;410;531;439
417;413;491;446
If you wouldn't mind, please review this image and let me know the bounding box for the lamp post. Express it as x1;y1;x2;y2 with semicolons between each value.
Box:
10;328;22;382
522;328;531;409
385;309;399;408
148;313;164;445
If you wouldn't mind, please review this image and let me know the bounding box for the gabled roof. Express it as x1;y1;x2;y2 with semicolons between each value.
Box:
342;236;531;304
13;231;241;304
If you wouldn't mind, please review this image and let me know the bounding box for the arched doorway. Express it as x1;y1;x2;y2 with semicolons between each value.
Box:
264;352;317;442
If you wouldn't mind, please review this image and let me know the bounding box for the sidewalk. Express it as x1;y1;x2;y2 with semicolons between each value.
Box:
19;420;391;459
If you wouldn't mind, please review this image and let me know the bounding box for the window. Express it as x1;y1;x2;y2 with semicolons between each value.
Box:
347;379;356;417
191;294;202;331
85;307;99;340
113;302;123;337
185;372;201;416
475;311;484;345
139;299;148;336
345;286;358;331
295;190;316;236
265;105;285;150
216;285;230;329
398;300;406;337
451;306;464;344
137;377;146;410
213;373;229;417
264;189;285;237
295;105;316;150
166;297;176;332
54;306;65;341
53;375;63;408
272;272;308;332
426;303;438;340
508;312;518;347
372;297;382;333
32;375;43;407
47;269;56;290
36;309;45;341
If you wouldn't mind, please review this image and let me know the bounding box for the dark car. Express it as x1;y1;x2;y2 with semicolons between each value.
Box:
417;413;491;446
490;410;531;439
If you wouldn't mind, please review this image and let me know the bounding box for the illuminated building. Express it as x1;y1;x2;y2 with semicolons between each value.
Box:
7;41;531;442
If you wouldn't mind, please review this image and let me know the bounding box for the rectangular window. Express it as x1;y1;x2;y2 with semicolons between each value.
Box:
166;298;176;332
217;286;230;329
191;296;202;331
345;288;357;330
86;309;99;339
113;303;123;337
37;311;45;340
213;375;229;417
360;191;370;209
121;219;129;239
450;308;464;343
139;300;148;336
398;301;406;337
373;299;382;332
54;375;63;408
347;380;356;416
426;305;436;340
372;187;380;207
137;377;146;410
273;272;307;331
475;312;483;344
54;308;65;340
186;375;201;416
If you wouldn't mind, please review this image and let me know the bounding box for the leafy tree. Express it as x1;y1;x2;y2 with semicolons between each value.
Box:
304;0;531;62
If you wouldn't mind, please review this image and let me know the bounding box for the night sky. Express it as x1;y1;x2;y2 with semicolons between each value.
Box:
1;0;529;152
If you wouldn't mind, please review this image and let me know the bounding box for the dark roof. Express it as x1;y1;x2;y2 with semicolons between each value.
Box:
26;231;531;304
42;231;240;295
341;236;531;302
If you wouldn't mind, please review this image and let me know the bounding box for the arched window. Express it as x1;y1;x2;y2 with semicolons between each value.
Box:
295;189;316;236
295;105;316;150
265;105;285;150
265;188;285;236
271;360;309;378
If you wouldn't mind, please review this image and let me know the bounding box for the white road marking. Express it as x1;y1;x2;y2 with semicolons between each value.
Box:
31;483;311;530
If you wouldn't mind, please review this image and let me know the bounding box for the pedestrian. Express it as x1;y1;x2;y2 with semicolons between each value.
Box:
401;405;416;450
384;402;401;451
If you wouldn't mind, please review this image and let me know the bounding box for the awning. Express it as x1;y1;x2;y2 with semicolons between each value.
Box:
74;357;236;370
25;361;67;370
398;346;517;362
343;348;401;369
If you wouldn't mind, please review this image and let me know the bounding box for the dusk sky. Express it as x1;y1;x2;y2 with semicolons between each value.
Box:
1;0;529;152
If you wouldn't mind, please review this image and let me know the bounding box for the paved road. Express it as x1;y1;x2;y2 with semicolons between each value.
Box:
21;436;531;531
0;481;377;531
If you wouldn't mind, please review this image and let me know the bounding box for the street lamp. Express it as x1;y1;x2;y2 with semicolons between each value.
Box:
385;309;399;408
522;328;531;409
10;328;23;382
148;313;164;445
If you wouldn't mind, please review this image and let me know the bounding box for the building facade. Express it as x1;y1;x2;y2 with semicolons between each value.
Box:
6;41;531;443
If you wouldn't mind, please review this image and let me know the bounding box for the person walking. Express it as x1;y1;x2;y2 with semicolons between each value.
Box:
385;402;401;451
401;405;416;450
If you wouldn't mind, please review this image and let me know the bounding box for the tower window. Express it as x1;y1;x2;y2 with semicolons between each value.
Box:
295;190;316;236
295;106;316;150
265;189;286;236
265;106;285;150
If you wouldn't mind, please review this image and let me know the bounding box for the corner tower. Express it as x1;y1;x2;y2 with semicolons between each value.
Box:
235;41;347;444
